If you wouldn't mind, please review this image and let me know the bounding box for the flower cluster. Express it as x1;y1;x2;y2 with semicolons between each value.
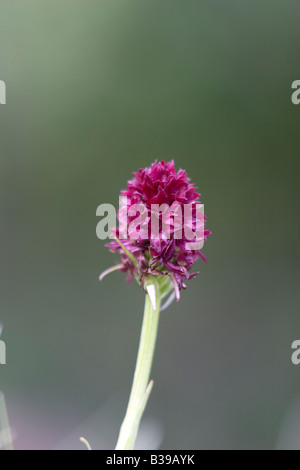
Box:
101;161;211;306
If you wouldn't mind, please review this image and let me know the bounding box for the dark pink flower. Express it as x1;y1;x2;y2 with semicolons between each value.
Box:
101;161;211;306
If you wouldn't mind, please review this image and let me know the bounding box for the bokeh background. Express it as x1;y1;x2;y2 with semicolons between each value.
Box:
0;0;299;450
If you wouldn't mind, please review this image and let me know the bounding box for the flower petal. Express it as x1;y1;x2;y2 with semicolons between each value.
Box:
160;291;176;311
99;264;123;281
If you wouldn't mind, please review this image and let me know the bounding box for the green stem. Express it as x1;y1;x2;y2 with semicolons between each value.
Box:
115;288;161;450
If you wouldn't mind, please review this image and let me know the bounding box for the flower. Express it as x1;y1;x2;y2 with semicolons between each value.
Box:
100;160;211;307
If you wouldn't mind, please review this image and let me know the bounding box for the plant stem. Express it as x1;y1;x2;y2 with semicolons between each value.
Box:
115;288;161;450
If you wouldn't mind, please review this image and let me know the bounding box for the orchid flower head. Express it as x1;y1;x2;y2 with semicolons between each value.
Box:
100;160;211;309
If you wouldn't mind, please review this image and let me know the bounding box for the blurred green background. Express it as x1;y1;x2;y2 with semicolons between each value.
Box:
0;0;299;450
